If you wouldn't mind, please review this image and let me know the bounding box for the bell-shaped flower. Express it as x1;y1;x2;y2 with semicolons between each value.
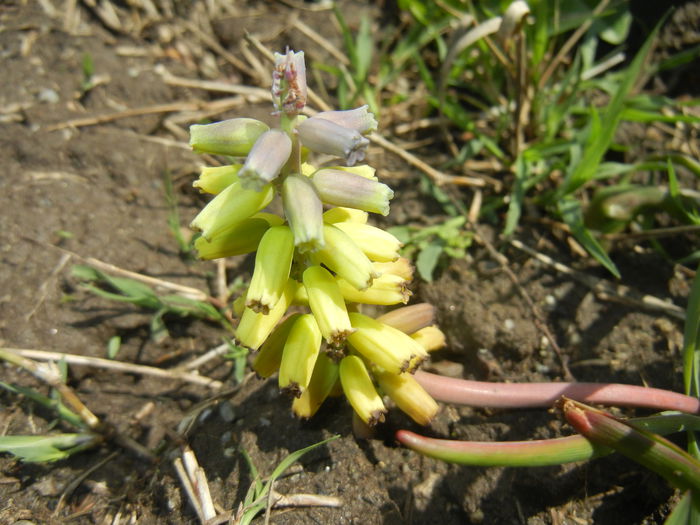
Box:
332;221;402;262
297;117;369;166
303;265;354;346
246;226;295;314
238;129;292;191
311;168;393;215
336;273;411;305
310;224;378;291
339;355;386;426
189;118;269;156
190;180;275;241
272;49;307;116
313;105;378;135
193;164;241;195
373;368;439;426
282;173;325;253
278;314;322;397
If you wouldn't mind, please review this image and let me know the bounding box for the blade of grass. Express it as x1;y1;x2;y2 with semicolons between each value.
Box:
560;18;660;196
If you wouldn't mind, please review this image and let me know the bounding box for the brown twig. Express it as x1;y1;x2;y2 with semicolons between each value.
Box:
1;347;224;389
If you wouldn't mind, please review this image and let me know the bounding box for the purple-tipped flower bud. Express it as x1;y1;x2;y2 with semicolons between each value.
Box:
239;129;292;191
314;105;378;134
311;168;394;215
282;173;325;253
272;50;307;116
189;118;269;156
297;117;369;166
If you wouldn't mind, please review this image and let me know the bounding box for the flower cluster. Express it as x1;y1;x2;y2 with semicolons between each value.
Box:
189;50;444;426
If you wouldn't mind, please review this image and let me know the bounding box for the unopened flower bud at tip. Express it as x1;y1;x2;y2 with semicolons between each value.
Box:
313;105;378;135
312;169;393;216
239;129;292;191
297;117;369;166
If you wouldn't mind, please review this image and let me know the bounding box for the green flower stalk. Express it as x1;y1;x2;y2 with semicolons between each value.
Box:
188;48;444;425
246;226;295;314
189;118;269;156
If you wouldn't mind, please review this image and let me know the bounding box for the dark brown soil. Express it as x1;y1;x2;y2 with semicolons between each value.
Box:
0;2;696;524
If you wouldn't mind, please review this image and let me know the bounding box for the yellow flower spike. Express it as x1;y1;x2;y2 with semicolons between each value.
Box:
333;222;402;262
246;226;295;314
411;325;446;352
336;273;411;305
372;257;414;281
190;180;275;241
282;173;325;253
278;314;322;397
376;303;436;334
339;355;386;427
252;313;302;378
322;207;369;225
347;313;418;374
193;164;241;195
236;280;297;350
310;224;378;291
292;352;340;419
194;217;269;260
303;266;354;346
374;368;439;426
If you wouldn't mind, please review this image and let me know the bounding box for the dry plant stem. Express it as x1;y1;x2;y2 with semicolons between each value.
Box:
45;101;201;131
183;20;256;78
537;0;610;91
26;252;71;321
176;445;217;523
1;348;224;389
54;245;210;301
54;451;119;516
414;370;700;414
473;229;573;379
181;343;231;371
601;224;700;242
268;490;342;508
509;238;686;321
0;348;101;430
158;70;271;101
369;133;486;188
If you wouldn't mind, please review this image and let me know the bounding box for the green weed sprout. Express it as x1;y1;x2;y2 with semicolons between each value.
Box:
189;50;444;427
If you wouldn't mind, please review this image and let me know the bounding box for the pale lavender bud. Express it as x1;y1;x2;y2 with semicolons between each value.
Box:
239;129;292;191
272;50;307;116
314;105;378;135
297;117;369;166
311;168;394;216
282;173;325;253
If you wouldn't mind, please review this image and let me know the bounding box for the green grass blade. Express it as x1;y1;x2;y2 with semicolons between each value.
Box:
561;19;660;195
0;433;98;462
683;264;700;398
0;382;84;428
559;198;620;278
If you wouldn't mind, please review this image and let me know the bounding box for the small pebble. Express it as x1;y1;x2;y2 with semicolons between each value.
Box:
37;88;59;103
